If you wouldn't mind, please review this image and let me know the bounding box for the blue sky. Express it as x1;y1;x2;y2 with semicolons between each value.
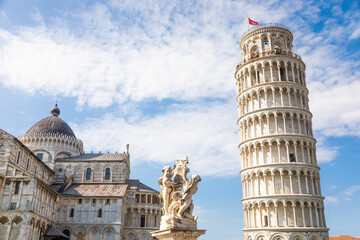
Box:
0;0;359;239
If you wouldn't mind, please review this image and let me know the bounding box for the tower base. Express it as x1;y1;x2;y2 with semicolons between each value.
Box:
151;228;206;240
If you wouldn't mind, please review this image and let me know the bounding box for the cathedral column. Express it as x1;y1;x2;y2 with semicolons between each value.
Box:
16;181;24;209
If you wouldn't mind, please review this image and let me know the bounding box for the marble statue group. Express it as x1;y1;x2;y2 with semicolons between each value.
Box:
158;156;201;230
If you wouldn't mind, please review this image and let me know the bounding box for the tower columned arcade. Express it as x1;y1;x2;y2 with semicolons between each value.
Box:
234;24;329;240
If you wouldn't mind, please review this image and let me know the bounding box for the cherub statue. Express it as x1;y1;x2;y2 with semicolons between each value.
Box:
168;191;181;216
158;166;182;215
177;174;201;220
173;156;190;187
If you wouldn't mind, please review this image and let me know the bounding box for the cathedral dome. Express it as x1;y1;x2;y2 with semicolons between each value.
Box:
24;104;76;139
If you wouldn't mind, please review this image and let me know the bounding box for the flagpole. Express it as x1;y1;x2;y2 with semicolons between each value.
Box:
247;16;249;30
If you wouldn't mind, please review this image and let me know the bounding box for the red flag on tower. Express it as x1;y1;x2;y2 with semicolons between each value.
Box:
248;18;259;25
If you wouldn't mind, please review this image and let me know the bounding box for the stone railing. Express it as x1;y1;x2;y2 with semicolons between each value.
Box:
241;23;291;40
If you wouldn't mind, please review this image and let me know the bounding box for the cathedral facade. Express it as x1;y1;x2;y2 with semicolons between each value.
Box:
0;105;161;240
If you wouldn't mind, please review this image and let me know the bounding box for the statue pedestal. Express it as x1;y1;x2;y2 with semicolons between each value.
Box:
159;215;197;230
151;228;206;240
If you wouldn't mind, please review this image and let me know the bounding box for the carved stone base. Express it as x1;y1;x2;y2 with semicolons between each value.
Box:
151;228;206;240
160;215;197;230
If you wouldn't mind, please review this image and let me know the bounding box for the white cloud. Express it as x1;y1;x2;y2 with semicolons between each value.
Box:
72;101;241;177
325;196;339;204
0;0;360;172
344;185;360;196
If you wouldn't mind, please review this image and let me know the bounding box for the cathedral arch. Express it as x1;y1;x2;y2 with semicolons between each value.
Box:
126;232;137;240
89;226;101;240
271;234;287;240
104;226;115;240
55;151;72;159
290;234;307;240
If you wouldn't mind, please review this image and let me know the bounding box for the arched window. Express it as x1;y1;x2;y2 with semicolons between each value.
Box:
14;182;20;195
26;158;30;170
63;229;70;237
70;208;74;217
98;209;102;218
86;168;91;180
140;215;146;227
16;151;21;164
105;168;111;180
263;37;269;47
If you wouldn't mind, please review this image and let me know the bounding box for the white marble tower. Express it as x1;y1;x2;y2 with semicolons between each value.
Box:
235;24;329;240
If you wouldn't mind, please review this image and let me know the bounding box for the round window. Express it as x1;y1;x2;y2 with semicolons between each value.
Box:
58;168;63;173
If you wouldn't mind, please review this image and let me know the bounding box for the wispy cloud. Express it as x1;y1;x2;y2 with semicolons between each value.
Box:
325;196;339;205
344;185;360;196
0;0;360;174
73;101;241;177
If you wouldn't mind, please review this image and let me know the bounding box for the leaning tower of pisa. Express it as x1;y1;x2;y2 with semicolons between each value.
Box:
234;24;329;240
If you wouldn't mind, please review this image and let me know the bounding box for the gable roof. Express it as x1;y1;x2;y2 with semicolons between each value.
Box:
127;179;159;193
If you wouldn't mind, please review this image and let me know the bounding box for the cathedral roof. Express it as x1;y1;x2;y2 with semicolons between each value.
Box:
50;180;158;196
51;183;128;197
23;104;77;139
56;153;128;162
